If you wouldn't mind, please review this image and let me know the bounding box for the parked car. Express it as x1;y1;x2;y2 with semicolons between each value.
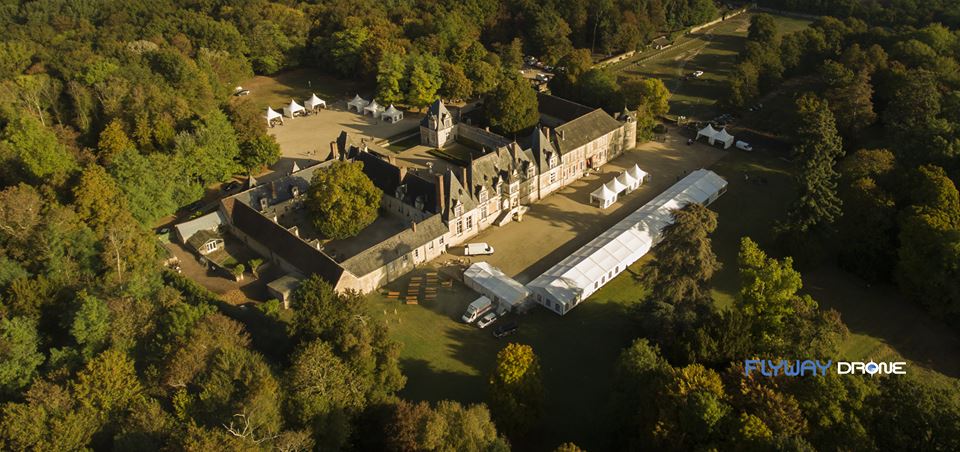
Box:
476;311;498;329
493;321;519;338
222;181;240;192
462;296;493;323
692;70;704;77
735;140;753;152
464;242;495;256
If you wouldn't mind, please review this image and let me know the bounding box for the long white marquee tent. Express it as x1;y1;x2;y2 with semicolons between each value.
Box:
527;169;728;315
463;262;530;313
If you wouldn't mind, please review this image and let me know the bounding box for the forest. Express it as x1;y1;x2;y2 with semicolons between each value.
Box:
0;0;958;451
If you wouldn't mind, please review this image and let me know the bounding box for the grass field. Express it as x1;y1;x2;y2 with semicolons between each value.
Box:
240;68;367;110
616;12;812;120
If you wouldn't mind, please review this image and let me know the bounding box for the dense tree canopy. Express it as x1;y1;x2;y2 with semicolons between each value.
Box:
306;161;382;240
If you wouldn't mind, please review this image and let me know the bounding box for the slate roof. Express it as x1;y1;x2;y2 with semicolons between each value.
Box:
469;144;535;197
420;99;453;129
529;127;558;170
552;109;624;154
339;214;447;276
537;93;594;123
228;201;345;285
357;152;438;214
444;168;475;218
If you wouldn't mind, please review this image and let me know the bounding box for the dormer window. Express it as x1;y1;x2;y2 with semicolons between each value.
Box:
453;200;464;217
414;196;424;211
479;188;488;203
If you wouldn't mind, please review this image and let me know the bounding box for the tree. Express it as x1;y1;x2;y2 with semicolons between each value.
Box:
867;375;960;451
377;52;407;105
0;114;76;185
488;343;544;438
247;258;263;279
232;264;245;282
821;62;876;138
531;10;574;66
748;14;779;45
406;54;442;109
554;442;585;452
0;317;44;397
97;119;136;165
622;76;669;115
237;135;281;173
896;165;960;325
837;150;897;280
785;94;844;234
305;161;381;240
485;73;539;136
384;400;507;452
644;203;720;305
71;292;112;358
499;37;524;71
576;69;623;113
440;62;473;102
737;237;803;324
286;340;365;448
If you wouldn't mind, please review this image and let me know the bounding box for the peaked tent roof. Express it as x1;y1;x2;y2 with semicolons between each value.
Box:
265;107;282;120
383;104;401;116
305;93;325;109
627;164;647;181
591;183;617;201
715;127;734;141
364;99;383;112
463;262;530;307
608;176;627;193
616;171;637;187
284;99;305;117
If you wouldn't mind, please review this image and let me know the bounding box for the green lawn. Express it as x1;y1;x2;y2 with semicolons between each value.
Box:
618;12;812;120
240;68;366;110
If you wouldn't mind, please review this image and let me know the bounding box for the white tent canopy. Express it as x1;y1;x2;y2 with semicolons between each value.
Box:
607;177;627;194
616;171;639;192
304;93;326;110
463;262;530;313
381;104;403;123
627;164;648;184
364;99;384;116
528;169;728;315
696;124;734;149
347;94;369;112
283;99;305;118
590;183;618;209
265;107;283;126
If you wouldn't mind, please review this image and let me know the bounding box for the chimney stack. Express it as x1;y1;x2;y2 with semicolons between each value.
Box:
435;173;445;214
329;141;336;160
411;221;417;232
460;166;469;193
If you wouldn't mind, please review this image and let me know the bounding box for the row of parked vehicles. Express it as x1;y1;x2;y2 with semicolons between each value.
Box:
461;296;519;337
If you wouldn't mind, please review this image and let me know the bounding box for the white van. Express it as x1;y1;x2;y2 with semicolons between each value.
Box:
462;296;493;323
735;140;753;152
464;243;495;256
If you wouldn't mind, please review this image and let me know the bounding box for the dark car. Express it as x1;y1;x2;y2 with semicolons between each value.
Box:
222;181;240;192
493;321;519;338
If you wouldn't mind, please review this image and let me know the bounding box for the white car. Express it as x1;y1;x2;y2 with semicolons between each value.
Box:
735;140;753;152
692;70;704;77
476;312;498;329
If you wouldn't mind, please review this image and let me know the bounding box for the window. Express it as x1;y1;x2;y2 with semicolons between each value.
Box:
549;171;557;184
595;281;599;288
439;236;444;245
456;220;463;235
465;216;473;230
479;189;488;203
454;204;464;217
415;249;419;258
429;241;434;250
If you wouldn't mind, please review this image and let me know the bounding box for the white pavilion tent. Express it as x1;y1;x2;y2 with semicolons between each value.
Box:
463;262;531;313
283;99;306;118
696;124;734;149
527;169;728;315
347;94;369;112
616;171;639;193
304;93;326;111
381;104;403;123
714;127;735;149
590;183;618;209
627;164;648;185
364;99;384;116
607;175;627;194
265;107;283;127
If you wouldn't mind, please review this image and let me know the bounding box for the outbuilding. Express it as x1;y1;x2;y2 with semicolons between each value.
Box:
463;262;531;314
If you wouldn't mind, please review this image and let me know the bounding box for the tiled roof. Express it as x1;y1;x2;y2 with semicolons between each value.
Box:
552;109;623;154
339;214;447;276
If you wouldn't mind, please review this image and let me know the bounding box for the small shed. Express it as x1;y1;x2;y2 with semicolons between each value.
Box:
267;273;303;309
304;93;326;111
381;104;403;123
187;229;224;256
347;94;369;112
283;99;306;118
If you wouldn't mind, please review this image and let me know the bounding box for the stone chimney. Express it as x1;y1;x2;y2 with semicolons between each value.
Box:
435;173;445;214
559;129;566;140
460;167;469;194
329;141;336;160
411;221;417;232
542;126;551;139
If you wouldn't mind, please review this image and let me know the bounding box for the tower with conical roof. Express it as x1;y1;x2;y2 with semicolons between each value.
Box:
419;99;456;148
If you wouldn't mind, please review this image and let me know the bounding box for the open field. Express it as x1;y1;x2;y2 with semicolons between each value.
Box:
616;12;812;120
240;68;366;111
